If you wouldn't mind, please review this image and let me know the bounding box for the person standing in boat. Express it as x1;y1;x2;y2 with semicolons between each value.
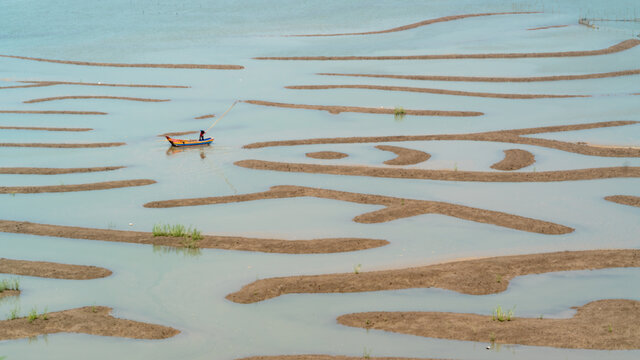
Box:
199;130;206;141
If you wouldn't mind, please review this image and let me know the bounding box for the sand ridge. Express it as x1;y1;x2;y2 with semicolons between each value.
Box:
0;258;112;280
0;306;179;341
0;179;156;194
194;114;216;119
490;149;535;170
375;145;430;165
605;195;640;208
24;96;170;104
226;249;640;303
527;24;570;30
243;100;483;117
0;220;387;254
306;151;348;159
338;299;640;350
0;54;243;69
19;80;189;88
0;166;124;175
0;126;92;132
0;142;125;148
0;110;107;115
159;131;199;137
144;185;573;235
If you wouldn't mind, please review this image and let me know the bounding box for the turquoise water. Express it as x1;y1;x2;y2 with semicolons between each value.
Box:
1;1;640;359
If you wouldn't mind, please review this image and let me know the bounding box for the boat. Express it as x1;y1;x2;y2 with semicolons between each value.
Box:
165;136;213;147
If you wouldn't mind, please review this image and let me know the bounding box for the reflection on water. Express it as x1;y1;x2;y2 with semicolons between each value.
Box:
152;245;202;257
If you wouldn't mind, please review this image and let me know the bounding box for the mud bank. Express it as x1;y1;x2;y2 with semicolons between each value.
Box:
0;166;123;175
19;80;189;88
0;179;156;194
0;258;111;279
306;151;348;159
605;195;640;208
0;54;243;69
490;149;535;170
375;145;430;165
0;110;106;115
24;96;170;104
0;142;125;148
0;126;92;132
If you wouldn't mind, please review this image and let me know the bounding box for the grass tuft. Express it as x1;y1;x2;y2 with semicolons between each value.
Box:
394;106;405;121
153;223;203;248
492;305;515;322
353;264;362;274
28;307;38;323
0;278;20;292
8;306;20;320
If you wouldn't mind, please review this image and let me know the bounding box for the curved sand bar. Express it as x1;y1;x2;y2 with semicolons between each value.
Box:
243;100;482;117
243;120;640;158
226;249;640;303
290;12;536;37
0;306;179;341
255;39;640;60
0;142;125;148
490;149;535;171
195;114;216;119
145;185;572;235
286;85;587;99
0;179;156;194
24;96;170;104
0;110;106;115
0;126;92;132
306;151;348;159
605;195;640;208
0;166;124;175
527;24;570;30
0;258;111;280
376;145;430;165
338;299;640;350
0;220;387;254
318;69;640;82
0;54;243;70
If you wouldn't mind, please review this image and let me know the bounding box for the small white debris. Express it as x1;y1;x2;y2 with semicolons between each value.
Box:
128;223;133;226
486;345;491;350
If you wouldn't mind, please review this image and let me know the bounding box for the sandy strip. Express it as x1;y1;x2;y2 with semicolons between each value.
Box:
0;258;111;279
0;166;124;175
226;249;640;303
605;195;640;208
338;299;640;350
235;160;640;182
0;306;179;341
0;220;387;254
0;110;107;115
490;149;535;171
20;80;189;88
195;114;216;119
527;24;570;30
239;356;437;360
290;12;536;37
243;100;483;117
145;185;572;235
0;290;19;299
0;83;53;90
159;131;199;137
242;120;640;158
286;85;588;99
0;179;155;194
376;145;430;165
318;69;640;82
0;54;243;70
255;39;640;60
0;142;125;148
0;126;92;132
306;151;348;159
24;96;170;104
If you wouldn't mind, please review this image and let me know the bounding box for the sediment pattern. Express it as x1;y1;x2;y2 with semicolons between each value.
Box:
159;131;199;137
226;249;640;303
0;166;124;175
376;145;430;165
0;179;156;194
19;80;188;88
0;142;125;148
24;96;170;104
605;195;640;208
527;24;570;31
195;114;216;119
0;54;243;69
0;126;92;132
144;185;573;235
490;149;535;171
0;110;106;115
306;151;348;159
0;258;112;279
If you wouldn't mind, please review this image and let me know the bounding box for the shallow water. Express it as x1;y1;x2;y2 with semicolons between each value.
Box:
1;0;640;359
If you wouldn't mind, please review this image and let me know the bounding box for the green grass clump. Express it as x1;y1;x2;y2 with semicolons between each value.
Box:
0;278;20;292
353;264;362;274
42;307;49;320
7;306;20;320
492;305;515;322
394;106;406;121
28;307;38;323
152;224;203;248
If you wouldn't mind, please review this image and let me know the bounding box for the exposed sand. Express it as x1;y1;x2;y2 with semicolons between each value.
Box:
0;306;179;341
0;126;92;132
226;249;640;303
0;54;243;70
239;356;436;360
0;220;387;254
0;166;123;175
318;69;640;82
490;149;535;171
0;258;111;280
0;179;156;194
145;185;572;235
235;160;639;182
286;85;588;99
159;131;199;137
0;290;19;299
195;114;216;119
376;145;430;165
242;120;640;158
605;195;640;208
24;96;170;104
306;151;348;159
289;12;536;37
19;80;189;88
0;142;125;148
527;24;570;30
255;39;640;60
243;100;483;117
338;299;640;350
0;110;106;115
0;83;52;90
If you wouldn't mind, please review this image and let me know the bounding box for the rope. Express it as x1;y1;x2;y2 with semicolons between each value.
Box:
206;100;239;132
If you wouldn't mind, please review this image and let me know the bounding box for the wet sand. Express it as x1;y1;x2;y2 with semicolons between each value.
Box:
243;100;482;117
338;299;640;350
306;151;348;159
195;114;216;119
318;69;640;82
0;54;243;69
0;126;92;132
286;85;588;99
235;160;640;182
242;120;640;158
0;220;387;254
527;24;570;30
24;96;170;104
19;80;189;88
290;12;536;37
239;356;436;360
145;185;573;235
0;290;19;299
605;195;640;208
0;306;179;341
0;83;53;90
0;179;156;194
226;249;640;303
0;166;124;175
0;110;107;115
0;258;112;280
490;149;535;170
375;145;430;165
255;39;640;60
0;142;125;148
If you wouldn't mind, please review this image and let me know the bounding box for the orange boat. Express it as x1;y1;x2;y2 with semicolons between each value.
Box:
165;136;213;147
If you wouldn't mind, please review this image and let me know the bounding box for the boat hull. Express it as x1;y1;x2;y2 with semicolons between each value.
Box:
165;136;213;147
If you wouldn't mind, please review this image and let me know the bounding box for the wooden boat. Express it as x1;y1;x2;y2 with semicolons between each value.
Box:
165;136;213;147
